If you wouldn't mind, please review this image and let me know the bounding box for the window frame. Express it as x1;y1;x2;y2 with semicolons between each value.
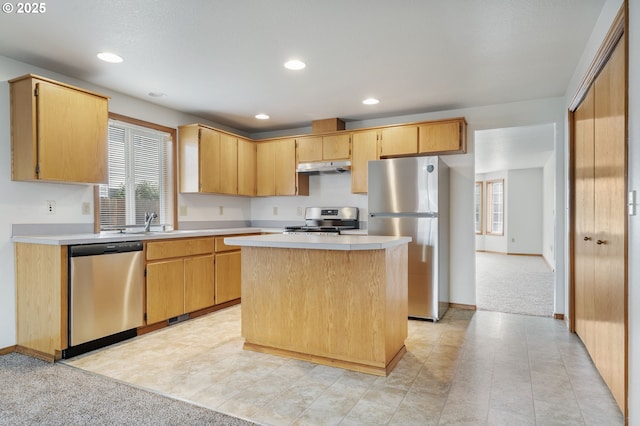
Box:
474;181;483;235
486;179;505;236
93;113;177;233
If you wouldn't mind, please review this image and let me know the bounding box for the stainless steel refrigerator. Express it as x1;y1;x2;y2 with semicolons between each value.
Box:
368;156;449;320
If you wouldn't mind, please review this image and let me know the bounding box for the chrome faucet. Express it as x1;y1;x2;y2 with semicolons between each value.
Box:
144;212;158;232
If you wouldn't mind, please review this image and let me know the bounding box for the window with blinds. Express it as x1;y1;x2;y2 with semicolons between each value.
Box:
486;179;504;235
99;120;173;229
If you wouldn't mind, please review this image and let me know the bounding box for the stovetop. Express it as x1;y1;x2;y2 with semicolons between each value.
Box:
283;207;359;235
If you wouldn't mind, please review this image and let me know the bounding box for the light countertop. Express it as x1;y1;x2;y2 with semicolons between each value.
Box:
224;233;410;251
12;227;283;246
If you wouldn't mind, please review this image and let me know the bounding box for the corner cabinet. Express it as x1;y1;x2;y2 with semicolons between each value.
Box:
178;124;238;195
10;74;109;184
256;138;309;196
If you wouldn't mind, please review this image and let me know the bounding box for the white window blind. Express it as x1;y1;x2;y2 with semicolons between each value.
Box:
487;180;504;235
99;120;173;229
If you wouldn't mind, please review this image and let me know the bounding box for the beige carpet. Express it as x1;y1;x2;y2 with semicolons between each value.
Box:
0;353;256;425
475;252;554;317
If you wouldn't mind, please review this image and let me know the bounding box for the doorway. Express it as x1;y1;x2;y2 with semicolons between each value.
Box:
474;124;556;317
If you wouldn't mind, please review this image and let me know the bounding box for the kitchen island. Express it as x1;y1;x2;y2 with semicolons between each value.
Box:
224;234;411;376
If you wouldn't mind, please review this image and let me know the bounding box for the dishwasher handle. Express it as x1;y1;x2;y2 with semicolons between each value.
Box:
69;241;143;257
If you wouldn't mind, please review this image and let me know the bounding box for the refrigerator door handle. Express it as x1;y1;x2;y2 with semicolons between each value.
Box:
369;212;439;218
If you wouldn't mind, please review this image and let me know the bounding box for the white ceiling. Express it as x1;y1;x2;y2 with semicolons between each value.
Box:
0;1;605;134
475;124;555;174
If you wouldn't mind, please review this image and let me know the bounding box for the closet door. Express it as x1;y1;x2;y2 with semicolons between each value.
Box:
573;87;595;352
592;36;626;410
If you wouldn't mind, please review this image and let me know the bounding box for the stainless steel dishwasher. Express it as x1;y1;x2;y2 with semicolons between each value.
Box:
64;241;144;358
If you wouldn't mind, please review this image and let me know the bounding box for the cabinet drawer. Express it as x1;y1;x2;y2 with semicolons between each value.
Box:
146;237;214;260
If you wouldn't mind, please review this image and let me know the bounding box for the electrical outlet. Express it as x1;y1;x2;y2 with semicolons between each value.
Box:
219;206;224;215
179;205;188;216
297;206;303;216
82;202;91;215
273;206;278;215
46;200;56;215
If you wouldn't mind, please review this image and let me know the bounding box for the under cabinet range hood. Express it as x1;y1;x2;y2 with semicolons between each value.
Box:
296;160;351;175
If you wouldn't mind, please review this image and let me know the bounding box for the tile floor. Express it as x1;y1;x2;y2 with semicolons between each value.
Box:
65;306;624;425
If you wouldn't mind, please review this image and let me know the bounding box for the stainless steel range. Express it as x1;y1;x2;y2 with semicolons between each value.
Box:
284;207;359;235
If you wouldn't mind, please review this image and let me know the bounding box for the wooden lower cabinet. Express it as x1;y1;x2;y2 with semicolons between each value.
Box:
145;235;246;325
215;251;241;304
146;259;185;324
185;255;216;313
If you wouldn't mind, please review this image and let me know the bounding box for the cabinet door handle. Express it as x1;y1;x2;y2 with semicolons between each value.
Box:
584;236;592;241
596;239;607;245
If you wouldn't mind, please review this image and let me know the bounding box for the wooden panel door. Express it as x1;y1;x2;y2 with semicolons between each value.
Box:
322;134;350;160
297;136;323;162
256;141;276;196
274;138;296;195
184;254;215;312
237;138;256;196
351;130;378;193
199;127;220;193
215;251;242;304
37;81;108;183
379;126;418;157
573;86;595;352
418;121;463;153
592;36;626;410
219;133;238;195
146;259;184;324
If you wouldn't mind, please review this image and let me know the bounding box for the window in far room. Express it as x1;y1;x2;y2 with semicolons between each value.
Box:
474;181;483;234
486;179;504;235
98;115;175;230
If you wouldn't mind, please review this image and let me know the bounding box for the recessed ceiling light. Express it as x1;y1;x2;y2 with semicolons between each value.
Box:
148;92;166;98
362;98;380;105
255;113;270;120
97;52;123;63
284;60;306;70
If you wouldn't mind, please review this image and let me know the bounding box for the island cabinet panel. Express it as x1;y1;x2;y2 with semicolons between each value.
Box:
351;130;379;194
241;244;408;376
14;243;68;362
10;74;108;184
418;118;467;154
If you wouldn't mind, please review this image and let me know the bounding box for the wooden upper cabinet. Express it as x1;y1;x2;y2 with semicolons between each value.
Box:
379;126;418;157
178;124;238;195
418;118;467;154
199;127;221;193
237;138;256;196
256;141;276;196
297;136;323;162
10;74;109;184
257;139;308;196
322;134;350;160
351;130;379;194
297;134;350;162
219;133;238;195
